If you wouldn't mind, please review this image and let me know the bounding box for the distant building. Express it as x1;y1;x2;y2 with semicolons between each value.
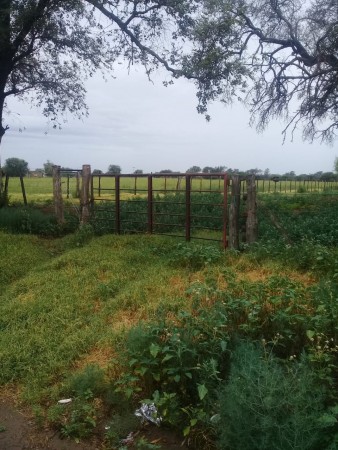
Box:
29;170;45;178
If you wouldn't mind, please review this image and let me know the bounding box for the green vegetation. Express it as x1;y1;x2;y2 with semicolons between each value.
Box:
0;192;337;449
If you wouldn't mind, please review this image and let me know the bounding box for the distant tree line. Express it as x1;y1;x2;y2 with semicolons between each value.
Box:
185;166;338;182
3;159;338;182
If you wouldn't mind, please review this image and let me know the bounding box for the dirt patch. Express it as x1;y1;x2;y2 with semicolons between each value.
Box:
0;398;98;450
0;399;188;450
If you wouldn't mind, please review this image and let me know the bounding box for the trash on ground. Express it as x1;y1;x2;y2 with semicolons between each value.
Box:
134;403;162;426
57;398;72;404
120;431;135;445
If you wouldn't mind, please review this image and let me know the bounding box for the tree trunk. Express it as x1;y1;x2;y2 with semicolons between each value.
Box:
0;0;12;177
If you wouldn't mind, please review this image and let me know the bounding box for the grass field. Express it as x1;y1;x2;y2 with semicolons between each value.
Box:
0;186;338;449
5;175;338;205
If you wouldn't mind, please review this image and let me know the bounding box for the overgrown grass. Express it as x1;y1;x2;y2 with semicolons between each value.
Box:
1;192;338;449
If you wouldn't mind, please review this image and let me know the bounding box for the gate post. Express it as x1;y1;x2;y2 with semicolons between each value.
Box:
53;165;64;224
147;175;153;234
185;174;191;242
246;175;258;244
228;175;240;250
81;164;91;224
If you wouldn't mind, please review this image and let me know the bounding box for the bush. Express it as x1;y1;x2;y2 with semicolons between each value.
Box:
218;342;327;450
0;207;59;235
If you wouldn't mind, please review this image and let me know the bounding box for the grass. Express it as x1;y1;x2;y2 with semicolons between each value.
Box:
1;192;338;448
0;233;193;403
6;175;338;206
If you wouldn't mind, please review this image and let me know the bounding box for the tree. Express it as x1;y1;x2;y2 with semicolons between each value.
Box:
93;169;103;175
334;158;338;174
186;166;201;173
107;164;121;174
43;160;54;177
0;0;198;197
134;169;143;174
184;0;338;143
3;157;28;176
0;1;116;150
0;0;198;152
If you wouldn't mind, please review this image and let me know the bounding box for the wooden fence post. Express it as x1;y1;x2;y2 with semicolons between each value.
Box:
81;164;91;224
19;176;27;205
76;171;81;198
4;174;9;199
53;165;64;224
246;175;258;244
185;174;191;242
228;175;240;250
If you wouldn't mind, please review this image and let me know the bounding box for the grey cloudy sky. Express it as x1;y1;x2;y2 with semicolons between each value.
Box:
2;65;336;174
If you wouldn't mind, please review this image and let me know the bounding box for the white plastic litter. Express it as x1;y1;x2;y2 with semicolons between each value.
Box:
134;403;162;426
57;398;72;404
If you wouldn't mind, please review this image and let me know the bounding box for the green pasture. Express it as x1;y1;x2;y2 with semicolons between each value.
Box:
5;175;338;205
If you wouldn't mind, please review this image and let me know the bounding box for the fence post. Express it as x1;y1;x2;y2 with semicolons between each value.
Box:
81;164;91;224
53;165;64;224
76;171;81;198
148;175;153;233
246;175;258;244
4;174;9;199
19;176;27;205
185;174;191;242
115;175;120;233
223;174;228;249
228;175;240;249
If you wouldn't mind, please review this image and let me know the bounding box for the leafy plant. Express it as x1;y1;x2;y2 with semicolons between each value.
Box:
169;242;223;270
0;206;60;235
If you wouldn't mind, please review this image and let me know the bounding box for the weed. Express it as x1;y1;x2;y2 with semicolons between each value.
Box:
0;206;60;235
169;242;223;270
218;342;327;450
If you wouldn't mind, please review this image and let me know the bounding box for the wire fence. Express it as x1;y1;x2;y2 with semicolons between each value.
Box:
4;170;338;248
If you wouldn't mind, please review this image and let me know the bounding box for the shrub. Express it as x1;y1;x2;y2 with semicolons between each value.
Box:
169;242;223;270
0;207;59;235
218;342;327;450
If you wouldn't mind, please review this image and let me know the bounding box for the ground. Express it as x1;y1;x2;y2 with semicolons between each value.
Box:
0;398;187;450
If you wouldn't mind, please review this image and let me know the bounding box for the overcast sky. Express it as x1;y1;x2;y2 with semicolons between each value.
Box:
2;64;336;175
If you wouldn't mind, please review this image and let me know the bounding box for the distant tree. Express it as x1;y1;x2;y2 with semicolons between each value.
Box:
312;172;323;180
282;171;296;179
159;169;174;173
202;166;226;174
213;166;227;173
202;166;213;174
186;166;201;173
134;169;143;174
320;172;336;182
43;160;54;177
263;169;270;179
93;169;103;175
246;168;262;176
296;174;309;181
3;157;29;177
107;165;121;174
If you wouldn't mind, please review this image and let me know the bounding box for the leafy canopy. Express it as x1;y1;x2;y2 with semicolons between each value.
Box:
183;0;338;143
0;0;114;141
3;156;28;176
1;0;338;147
